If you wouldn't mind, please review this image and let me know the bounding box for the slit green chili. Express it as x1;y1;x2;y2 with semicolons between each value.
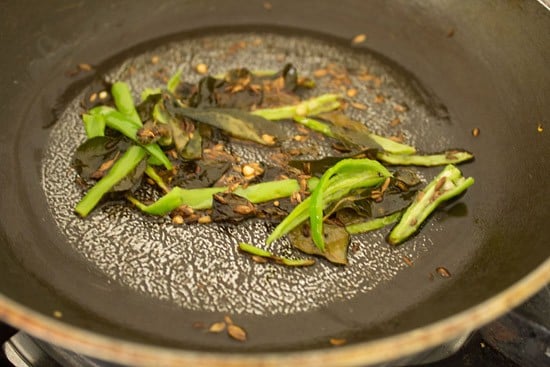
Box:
345;211;403;234
388;164;474;245
238;242;315;267
309;158;391;251
75;145;147;217
111;81;142;127
376;150;474;166
251;94;341;120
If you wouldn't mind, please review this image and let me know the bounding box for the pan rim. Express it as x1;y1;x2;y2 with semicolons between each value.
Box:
0;258;548;366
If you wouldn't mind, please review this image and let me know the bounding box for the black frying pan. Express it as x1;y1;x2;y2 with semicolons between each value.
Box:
0;1;549;366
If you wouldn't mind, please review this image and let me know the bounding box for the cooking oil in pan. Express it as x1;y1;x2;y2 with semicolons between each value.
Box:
42;32;450;316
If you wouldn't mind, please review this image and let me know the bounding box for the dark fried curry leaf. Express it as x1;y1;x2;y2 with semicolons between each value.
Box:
289;223;350;265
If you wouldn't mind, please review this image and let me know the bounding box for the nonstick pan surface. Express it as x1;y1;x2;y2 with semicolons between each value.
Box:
0;1;548;366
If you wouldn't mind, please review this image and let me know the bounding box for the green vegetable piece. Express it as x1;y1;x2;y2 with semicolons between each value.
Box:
376;151;474;166
368;134;416;155
345;211;403;234
144;165;170;193
111;82;142;127
238;243;315;267
309;158;391;251
251;94;341;120
267;163;391;245
292;116;335;137
388;164;474;245
82;113;105;138
103;111;173;170
75;146;147;217
167;69;183;93
127;179;301;215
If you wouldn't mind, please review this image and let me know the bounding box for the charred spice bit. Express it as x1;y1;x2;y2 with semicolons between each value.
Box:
436;266;452;278
402;255;414;267
537;122;544;133
472;127;480;137
374;94;385;104
195;63;208;75
351;33;367;45
192;321;205;329
329;338;347;346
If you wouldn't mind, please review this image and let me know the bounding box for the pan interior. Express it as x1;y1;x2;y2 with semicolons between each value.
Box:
42;32;458;316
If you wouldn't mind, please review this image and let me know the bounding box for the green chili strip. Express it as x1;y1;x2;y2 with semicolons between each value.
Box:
251;94;341;120
75;146;147;217
145;165;170;193
167;69;182;93
238;243;315;267
82;113;105;138
292;116;416;155
267;169;391;245
309;159;391;251
103;111;173;170
345;211;403;234
111;82;142;127
388;165;474;245
376;151;474;166
127;179;301;215
292;116;335;137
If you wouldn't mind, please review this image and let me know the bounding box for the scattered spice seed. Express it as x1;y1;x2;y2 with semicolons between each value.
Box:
537;123;543;132
351;33;367;45
224;315;234;325
53;310;63;318
78;63;92;71
447;28;455;38
198;215;212;224
98;91;109;100
172;215;184;225
436;266;452;278
393;103;408;113
261;134;276;145
252;255;268;264
227;324;247;342
234;205;254;215
313;68;328;78
151;55;160;64
472;127;480;137
89;93;97;103
350;102;368;110
263;1;272;10
196;63;208;75
374;94;385;104
329;338;347;346
389;117;401;127
208;322;226;333
346;88;358;97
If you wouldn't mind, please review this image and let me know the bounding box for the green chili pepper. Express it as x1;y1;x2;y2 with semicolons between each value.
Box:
376;151;474;166
82;113;105;138
388;164;474;245
127;179;301;215
345;211;403;234
267;164;391;245
251;94;341;120
103;111;173;170
111;82;142;127
144;165;170;193
166;69;183;93
309;158;391;251
75;145;147;217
